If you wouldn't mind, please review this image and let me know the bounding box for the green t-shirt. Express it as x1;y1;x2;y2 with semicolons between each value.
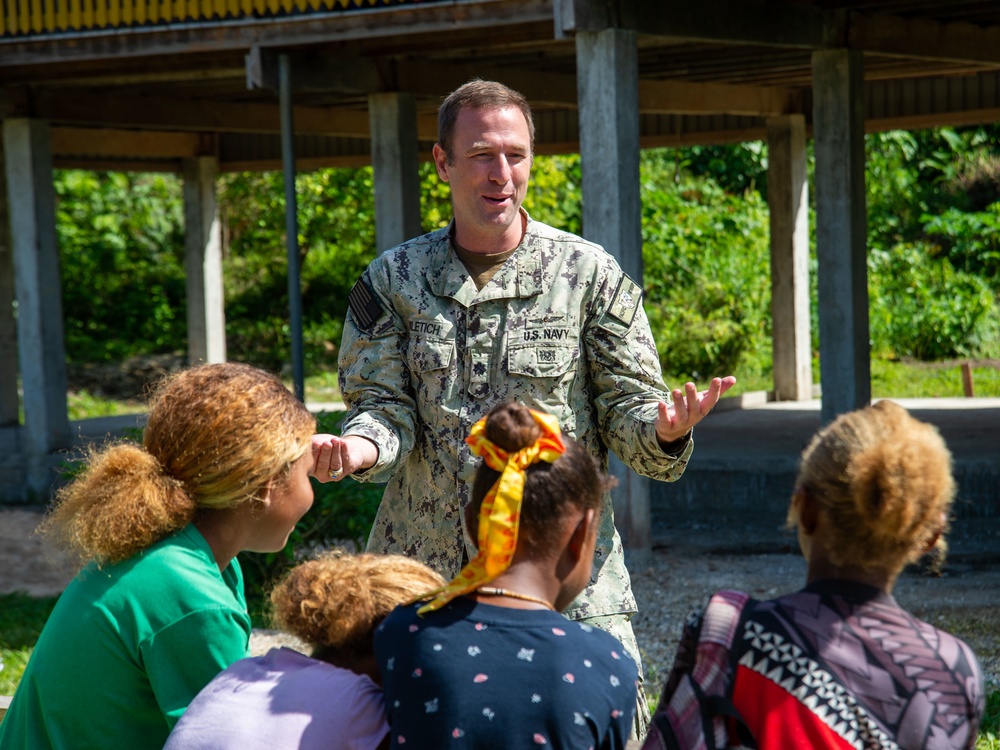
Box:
0;524;251;750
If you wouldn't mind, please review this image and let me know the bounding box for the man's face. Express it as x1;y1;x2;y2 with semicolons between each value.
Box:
432;105;532;254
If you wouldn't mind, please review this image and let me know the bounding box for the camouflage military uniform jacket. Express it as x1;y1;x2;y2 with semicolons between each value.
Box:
339;213;693;620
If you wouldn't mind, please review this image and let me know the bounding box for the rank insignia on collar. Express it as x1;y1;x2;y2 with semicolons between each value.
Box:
348;275;386;332
608;274;642;328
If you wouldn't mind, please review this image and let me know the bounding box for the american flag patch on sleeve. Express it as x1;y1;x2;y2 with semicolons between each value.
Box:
348;276;386;332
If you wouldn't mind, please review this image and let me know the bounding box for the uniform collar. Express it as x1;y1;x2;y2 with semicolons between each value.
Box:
428;211;542;303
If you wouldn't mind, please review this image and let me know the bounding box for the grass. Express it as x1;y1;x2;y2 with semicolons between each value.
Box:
66;357;1000;416
872;358;1000;398
63;374;343;424
0;593;58;695
300;370;342;405
980;692;1000;750
677;357;1000;401
67;390;144;421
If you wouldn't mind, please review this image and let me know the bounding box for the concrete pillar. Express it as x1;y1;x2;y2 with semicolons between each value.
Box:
183;156;226;365
576;28;650;568
2;118;70;496
766;115;813;402
812;49;871;423
369;92;422;252
0;134;20;426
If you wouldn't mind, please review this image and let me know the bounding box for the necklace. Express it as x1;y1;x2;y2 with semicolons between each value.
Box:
477;586;555;611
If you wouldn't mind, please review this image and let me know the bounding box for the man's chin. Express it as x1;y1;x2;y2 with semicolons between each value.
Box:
481;205;519;225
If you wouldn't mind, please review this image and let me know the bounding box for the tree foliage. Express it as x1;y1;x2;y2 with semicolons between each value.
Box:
53;125;1000;387
640;151;771;380
57;171;186;363
864;126;1000;359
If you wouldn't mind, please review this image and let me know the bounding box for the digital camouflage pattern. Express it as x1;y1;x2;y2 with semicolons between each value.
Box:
339;213;693;622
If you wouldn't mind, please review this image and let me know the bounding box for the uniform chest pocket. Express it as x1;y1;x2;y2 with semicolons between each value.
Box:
407;337;455;372
508;343;577;379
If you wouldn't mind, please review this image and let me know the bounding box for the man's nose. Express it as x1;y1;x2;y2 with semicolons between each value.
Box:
490;155;512;183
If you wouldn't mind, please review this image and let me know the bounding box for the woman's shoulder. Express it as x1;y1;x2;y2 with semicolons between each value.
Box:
129;526;229;586
79;525;244;616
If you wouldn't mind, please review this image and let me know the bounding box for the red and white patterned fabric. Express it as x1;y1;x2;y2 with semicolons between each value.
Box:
730;580;984;750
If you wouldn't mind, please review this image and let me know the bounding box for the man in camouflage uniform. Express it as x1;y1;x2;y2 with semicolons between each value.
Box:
312;80;735;736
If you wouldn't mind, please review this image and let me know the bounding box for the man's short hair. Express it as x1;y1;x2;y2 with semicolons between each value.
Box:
437;79;535;162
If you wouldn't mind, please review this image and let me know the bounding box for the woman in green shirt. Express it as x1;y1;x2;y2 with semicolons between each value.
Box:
0;362;317;750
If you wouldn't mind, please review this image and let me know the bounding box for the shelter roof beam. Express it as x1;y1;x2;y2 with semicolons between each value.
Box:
558;0;1000;66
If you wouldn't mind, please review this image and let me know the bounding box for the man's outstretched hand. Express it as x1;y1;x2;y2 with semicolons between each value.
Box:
309;434;379;483
655;376;737;444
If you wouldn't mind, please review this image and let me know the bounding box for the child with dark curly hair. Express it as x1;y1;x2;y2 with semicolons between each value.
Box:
165;551;444;750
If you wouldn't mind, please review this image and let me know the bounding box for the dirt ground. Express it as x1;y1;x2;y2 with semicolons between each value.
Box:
2;507;998;695
0;507;78;598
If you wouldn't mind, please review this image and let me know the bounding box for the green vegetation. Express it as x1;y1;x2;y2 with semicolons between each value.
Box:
67;389;146;420
57;171;186;364
641;156;771;381
0;593;58;695
872;359;1000;398
54;126;1000;397
981;691;1000;750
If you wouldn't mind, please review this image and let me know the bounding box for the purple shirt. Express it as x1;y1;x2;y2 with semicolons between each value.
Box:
165;647;388;750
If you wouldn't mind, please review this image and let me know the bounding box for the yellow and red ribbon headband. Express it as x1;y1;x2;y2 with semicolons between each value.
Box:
416;408;565;614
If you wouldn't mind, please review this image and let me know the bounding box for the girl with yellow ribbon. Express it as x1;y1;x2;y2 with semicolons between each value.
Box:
374;402;638;749
416;405;565;614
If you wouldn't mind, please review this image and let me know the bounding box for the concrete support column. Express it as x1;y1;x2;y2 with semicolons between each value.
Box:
577;30;643;283
766;115;812;402
0;134;20;426
576;28;650;568
369;92;422;253
183;156;226;365
812;50;870;423
2;118;70;496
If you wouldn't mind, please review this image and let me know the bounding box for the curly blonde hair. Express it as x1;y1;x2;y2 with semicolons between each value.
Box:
789;400;955;572
43;362;315;566
269;551;445;658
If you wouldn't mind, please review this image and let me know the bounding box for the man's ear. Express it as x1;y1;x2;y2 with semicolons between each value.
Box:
432;143;450;182
566;508;597;563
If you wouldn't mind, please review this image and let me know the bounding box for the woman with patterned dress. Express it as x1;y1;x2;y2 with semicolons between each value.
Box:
655;400;985;750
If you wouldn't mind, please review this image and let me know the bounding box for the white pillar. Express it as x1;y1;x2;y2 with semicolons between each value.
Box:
3;118;70;496
183;156;226;365
369;92;422;252
766;114;812;402
812;49;870;423
576;28;650;568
